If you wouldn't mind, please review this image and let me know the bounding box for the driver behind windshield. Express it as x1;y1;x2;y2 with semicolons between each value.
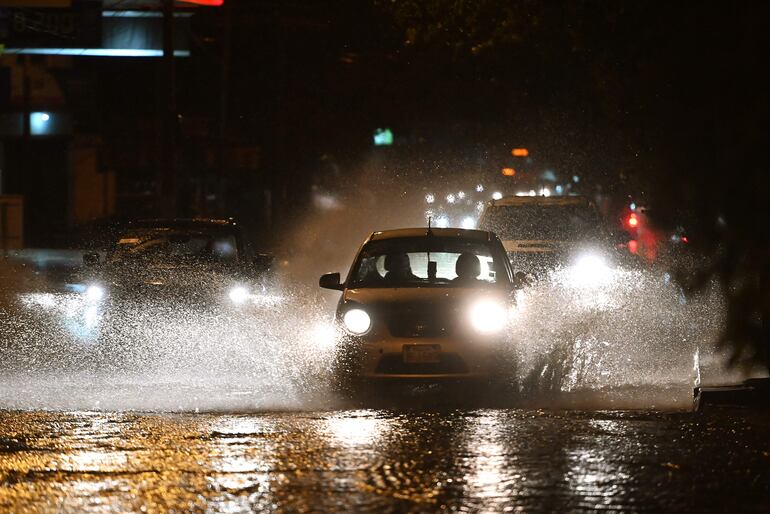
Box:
383;253;419;284
350;237;503;288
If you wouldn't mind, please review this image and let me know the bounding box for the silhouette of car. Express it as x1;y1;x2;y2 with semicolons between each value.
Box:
77;218;273;309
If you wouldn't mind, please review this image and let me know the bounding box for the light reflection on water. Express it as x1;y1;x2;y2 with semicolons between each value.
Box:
2;409;768;512
463;412;511;504
325;410;387;447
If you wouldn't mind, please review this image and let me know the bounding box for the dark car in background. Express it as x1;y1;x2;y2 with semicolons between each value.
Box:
77;218;273;307
14;218;276;347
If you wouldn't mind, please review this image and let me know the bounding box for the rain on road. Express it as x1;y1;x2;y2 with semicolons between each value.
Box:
1;409;769;513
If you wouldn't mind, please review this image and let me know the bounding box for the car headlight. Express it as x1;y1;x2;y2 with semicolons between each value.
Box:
469;299;506;334
571;254;613;287
343;308;371;335
228;286;250;304
85;284;105;302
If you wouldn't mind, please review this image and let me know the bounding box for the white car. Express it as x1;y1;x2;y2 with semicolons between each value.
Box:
477;195;632;275
319;227;518;395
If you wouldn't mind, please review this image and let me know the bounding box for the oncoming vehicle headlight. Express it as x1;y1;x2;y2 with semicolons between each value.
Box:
469;299;506;334
343;308;371;335
85;284;105;302
571;254;613;287
228;286;250;304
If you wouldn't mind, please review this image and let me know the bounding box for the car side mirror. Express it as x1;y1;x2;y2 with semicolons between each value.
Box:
83;252;100;266
319;272;344;291
252;253;274;273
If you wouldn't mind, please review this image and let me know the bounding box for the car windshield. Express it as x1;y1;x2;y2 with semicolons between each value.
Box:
349;236;505;288
482;204;604;241
109;229;239;264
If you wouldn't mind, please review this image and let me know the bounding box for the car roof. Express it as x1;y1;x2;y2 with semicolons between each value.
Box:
368;227;496;242
489;195;589;207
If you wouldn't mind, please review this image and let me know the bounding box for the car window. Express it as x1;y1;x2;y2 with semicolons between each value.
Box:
482;204;603;241
110;231;239;263
350;237;504;288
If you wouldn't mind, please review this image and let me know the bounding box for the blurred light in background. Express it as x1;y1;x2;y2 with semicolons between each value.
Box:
2;48;191;57
30;112;52;135
373;128;393;146
541;169;557;181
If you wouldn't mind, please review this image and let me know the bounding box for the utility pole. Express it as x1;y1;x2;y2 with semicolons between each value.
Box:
160;0;177;217
216;0;232;217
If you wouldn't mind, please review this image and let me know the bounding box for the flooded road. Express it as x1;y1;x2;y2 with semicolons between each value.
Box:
1;408;769;513
1;259;767;512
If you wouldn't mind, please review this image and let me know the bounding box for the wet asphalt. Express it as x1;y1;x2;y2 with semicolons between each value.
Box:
1;408;769;513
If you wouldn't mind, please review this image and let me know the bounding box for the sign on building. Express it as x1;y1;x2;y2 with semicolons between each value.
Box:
0;0;101;49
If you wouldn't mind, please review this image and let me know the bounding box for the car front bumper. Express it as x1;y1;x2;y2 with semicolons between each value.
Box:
335;334;509;383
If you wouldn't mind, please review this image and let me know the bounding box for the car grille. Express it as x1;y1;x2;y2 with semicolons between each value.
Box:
385;307;456;338
375;354;469;375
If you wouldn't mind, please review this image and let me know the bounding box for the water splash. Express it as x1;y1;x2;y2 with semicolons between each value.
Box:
0;252;744;412
505;264;728;408
0;265;341;411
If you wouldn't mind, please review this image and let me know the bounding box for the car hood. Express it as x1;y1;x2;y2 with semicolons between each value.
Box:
86;263;242;296
343;286;506;309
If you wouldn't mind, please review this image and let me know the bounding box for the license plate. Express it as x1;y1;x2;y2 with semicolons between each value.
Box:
403;344;441;364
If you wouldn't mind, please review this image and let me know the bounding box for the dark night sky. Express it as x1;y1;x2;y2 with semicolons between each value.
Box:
183;0;768;223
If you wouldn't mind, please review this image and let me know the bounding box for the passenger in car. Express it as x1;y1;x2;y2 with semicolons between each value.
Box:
453;252;482;284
